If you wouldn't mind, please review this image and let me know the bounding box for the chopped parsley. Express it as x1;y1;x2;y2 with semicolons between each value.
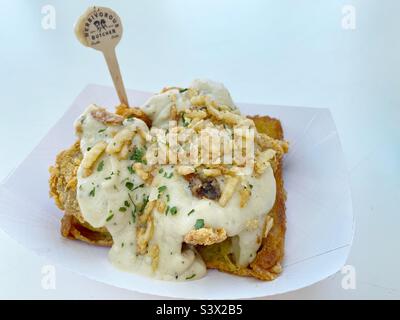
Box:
124;200;130;207
125;181;134;191
165;205;170;215
98;128;106;133
128;193;136;208
121;242;125;248
166;194;170;202
97;160;104;172
163;172;173;179
139;195;149;214
127;192;137;223
132;183;144;191
127;166;135;174
185;274;196;280
169;206;178;215
130;147;145;163
89;187;96;197
158;185;167;193
104;176;111;180
179;88;189;93
158;168;164;174
86;147;92;151
106;214;114;222
187;209;195;216
119;207;127;212
194;219;204;230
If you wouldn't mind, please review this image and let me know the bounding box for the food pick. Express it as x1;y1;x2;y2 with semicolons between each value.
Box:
75;6;129;106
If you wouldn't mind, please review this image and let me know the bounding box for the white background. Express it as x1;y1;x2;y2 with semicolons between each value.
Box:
0;0;399;299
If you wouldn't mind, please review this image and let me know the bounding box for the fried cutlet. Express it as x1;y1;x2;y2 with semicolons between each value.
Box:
49;112;286;280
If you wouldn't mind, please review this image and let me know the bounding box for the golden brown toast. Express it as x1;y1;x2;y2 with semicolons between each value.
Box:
49;114;286;280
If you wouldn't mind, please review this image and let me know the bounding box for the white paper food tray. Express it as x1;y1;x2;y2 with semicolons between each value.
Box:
0;84;354;299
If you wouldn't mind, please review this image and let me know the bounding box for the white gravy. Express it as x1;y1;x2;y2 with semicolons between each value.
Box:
75;79;276;281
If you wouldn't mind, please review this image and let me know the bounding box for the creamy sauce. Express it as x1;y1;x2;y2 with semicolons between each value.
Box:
75;80;276;281
142;79;238;129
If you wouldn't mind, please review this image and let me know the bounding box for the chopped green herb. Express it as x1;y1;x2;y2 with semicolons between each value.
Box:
139;195;149;214
249;184;253;189
127;166;135;174
119;207;127;212
128;193;137;221
166;194;170;202
132;183;144;191
125;181;134;191
187;209;195;216
124;200;130;207
89;187;96;197
121;242;124;248
104;176;111;180
106;214;114;222
194;219;204;230
86;147;92;151
98;128;106;133
163;172;173;179
179;88;189;93
97;160;104;172
169;206;178;215
158;185;167;193
130;147;145;163
158;168;164;174
185;274;196;280
128;193;136;209
165;205;170;215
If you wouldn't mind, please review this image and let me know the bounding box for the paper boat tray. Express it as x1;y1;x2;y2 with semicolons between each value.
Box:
0;85;354;299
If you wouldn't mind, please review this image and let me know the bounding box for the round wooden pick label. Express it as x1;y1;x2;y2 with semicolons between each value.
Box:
75;6;123;51
74;6;129;106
